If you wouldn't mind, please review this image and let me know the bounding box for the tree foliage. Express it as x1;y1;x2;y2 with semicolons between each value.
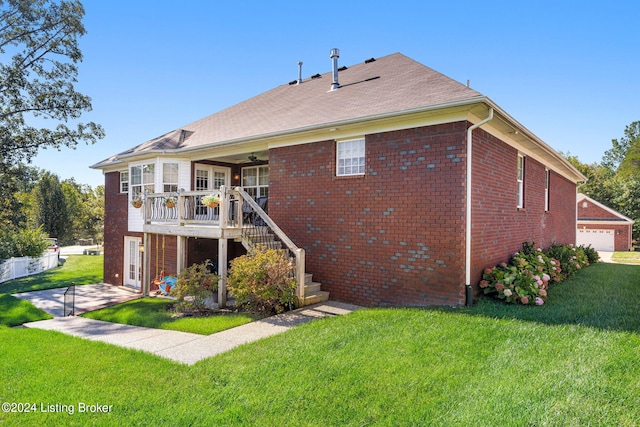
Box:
0;0;104;173
602;121;640;176
572;120;640;243
34;171;69;242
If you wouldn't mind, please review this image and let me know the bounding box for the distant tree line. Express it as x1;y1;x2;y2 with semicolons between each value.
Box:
0;165;103;259
565;120;640;244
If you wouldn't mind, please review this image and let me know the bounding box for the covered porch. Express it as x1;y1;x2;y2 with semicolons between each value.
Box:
137;186;311;307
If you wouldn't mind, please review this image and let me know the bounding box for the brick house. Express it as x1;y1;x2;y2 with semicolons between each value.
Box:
91;51;585;307
576;193;634;251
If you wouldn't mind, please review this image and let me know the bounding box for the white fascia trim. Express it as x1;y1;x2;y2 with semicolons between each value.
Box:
577;219;635;225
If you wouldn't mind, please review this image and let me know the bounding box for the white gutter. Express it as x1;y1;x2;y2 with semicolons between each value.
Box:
465;108;493;307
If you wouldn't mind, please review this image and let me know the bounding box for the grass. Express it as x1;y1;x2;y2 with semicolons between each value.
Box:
0;255;104;294
612;250;640;264
1;261;639;425
82;297;260;335
0;255;103;327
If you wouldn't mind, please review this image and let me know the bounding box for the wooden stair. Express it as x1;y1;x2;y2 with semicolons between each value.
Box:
240;227;329;306
303;273;329;306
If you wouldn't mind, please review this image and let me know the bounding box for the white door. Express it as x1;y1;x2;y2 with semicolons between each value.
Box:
194;166;230;220
577;229;615;251
124;236;142;289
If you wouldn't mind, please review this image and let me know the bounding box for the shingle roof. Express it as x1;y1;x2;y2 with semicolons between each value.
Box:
93;53;483;167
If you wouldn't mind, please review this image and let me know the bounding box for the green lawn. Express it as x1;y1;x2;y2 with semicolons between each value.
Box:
82;297;259;335
0;255;104;327
612;250;640;264
1;262;639;425
0;255;104;294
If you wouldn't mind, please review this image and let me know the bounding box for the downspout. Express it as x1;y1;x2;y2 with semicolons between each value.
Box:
465;108;493;307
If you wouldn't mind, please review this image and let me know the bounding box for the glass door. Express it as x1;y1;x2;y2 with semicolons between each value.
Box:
124;236;141;289
194;165;230;220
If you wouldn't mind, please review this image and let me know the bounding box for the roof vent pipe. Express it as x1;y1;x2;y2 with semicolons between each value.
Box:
330;48;340;91
297;61;303;85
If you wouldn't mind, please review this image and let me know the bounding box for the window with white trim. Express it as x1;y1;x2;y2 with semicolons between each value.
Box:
120;171;129;193
517;154;524;208
544;168;550;211
130;164;155;198
242;165;269;199
337;138;365;176
162;163;179;192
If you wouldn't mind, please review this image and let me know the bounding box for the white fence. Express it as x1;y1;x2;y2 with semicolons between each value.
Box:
0;252;59;284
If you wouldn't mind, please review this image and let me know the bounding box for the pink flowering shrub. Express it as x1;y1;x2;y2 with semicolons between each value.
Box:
480;242;592;306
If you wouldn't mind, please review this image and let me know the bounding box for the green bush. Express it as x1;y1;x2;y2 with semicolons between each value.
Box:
170;260;218;313
227;247;297;314
0;226;50;260
480;242;591;306
545;243;590;279
580;244;600;265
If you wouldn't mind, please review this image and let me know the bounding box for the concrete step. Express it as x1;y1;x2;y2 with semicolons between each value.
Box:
305;273;313;285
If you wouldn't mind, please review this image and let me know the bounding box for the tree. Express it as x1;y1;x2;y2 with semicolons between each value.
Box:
0;164;40;229
0;0;104;173
60;178;103;243
602;121;640;176
34;171;70;242
564;153;618;208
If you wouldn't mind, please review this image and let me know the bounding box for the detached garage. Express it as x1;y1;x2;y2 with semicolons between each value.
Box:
577;194;634;252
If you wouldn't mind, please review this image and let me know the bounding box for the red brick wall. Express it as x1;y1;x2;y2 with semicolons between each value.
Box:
103;171;132;286
270;123;468;307
149;234;178;279
578;199;621;220
577;198;632;251
470;128;577;283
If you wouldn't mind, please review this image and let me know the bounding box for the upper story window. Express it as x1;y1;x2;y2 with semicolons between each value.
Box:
120;170;129;193
337;138;365;176
163;163;179;192
130;164;155;198
517;154;525;208
242;165;269;199
545;168;550;211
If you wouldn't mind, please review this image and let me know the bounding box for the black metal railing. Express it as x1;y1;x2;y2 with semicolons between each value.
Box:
63;283;75;317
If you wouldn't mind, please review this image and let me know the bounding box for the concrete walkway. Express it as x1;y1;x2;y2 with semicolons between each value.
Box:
22;301;362;365
13;283;141;317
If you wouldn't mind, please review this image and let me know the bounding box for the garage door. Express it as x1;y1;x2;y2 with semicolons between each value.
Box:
576;229;614;251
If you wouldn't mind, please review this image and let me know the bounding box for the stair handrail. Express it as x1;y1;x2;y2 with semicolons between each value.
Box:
233;187;305;303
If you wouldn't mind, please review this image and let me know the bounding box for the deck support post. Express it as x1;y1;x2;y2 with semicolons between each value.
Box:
218;238;227;308
142;232;151;296
176;235;186;275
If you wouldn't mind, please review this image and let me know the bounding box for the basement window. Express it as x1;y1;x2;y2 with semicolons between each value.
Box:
337;138;365;176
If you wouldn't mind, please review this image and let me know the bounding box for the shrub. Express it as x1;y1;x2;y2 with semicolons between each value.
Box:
171;260;218;313
480;242;590;306
580;244;600;265
227;247;297;314
546;243;589;279
0;226;50;260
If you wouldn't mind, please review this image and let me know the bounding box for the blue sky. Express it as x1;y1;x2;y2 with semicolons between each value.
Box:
30;0;640;187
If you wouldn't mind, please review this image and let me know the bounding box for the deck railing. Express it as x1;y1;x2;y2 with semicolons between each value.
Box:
143;189;242;227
